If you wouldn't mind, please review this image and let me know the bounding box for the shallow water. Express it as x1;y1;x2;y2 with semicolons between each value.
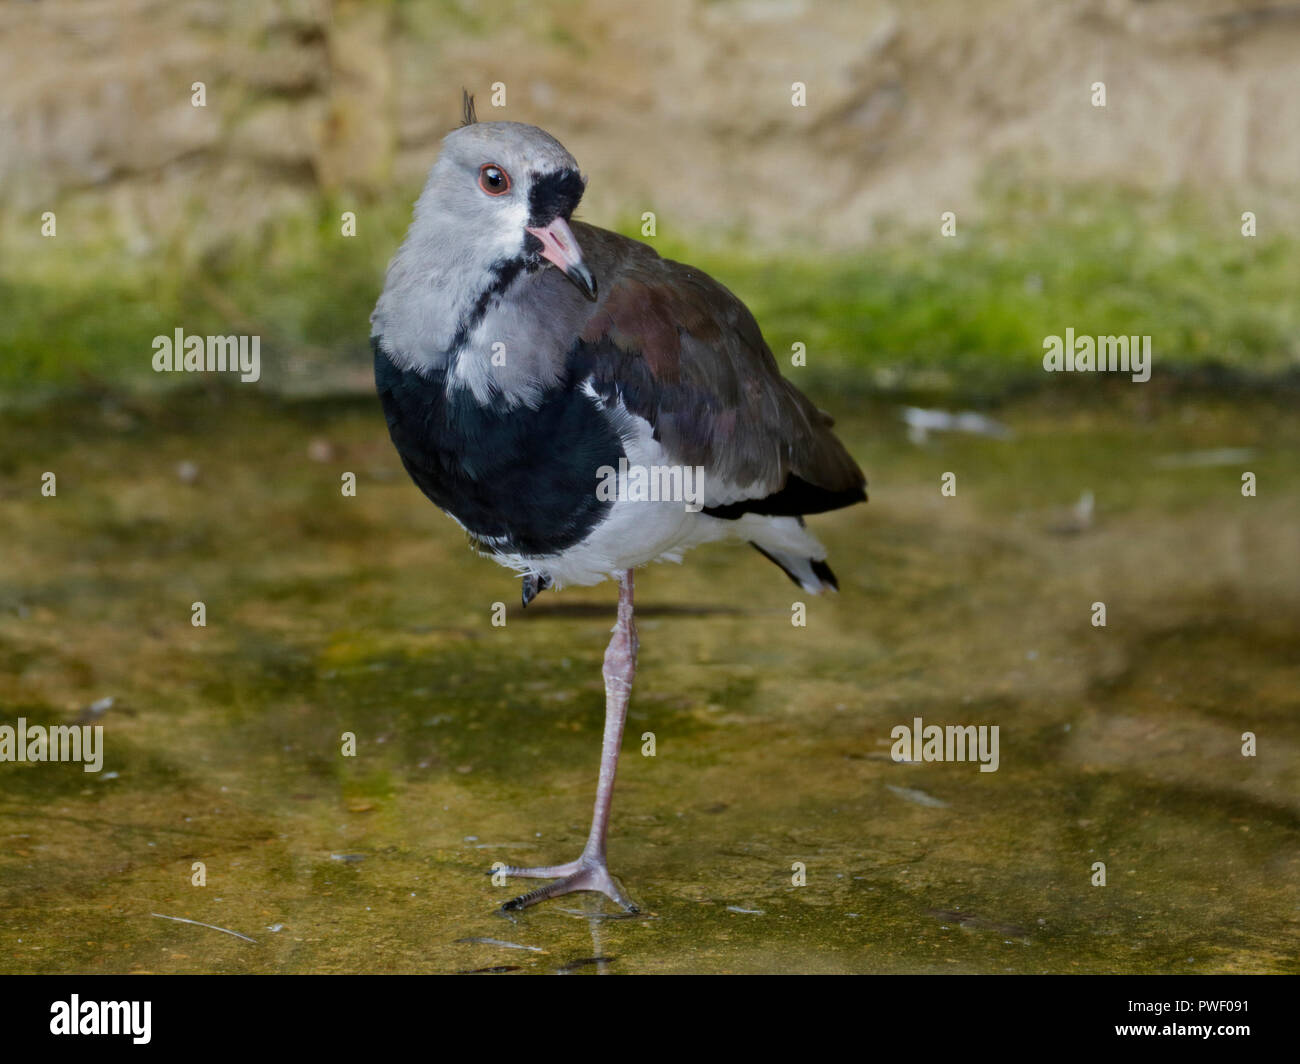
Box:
1;386;1296;973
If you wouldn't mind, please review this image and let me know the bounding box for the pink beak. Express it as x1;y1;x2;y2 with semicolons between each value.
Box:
526;216;597;301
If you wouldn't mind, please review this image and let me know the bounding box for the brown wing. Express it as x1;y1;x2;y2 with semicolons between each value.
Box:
568;221;866;516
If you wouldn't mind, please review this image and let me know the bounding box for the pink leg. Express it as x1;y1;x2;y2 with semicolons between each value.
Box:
497;570;639;912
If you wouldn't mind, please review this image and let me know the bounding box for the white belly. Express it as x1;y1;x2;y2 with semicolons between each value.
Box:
483;398;827;590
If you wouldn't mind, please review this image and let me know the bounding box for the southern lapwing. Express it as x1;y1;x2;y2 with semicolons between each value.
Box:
372;95;866;912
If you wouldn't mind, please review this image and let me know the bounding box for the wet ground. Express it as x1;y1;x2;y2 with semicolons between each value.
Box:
1;384;1297;973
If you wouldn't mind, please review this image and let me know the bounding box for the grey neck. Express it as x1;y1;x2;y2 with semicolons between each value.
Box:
373;240;588;409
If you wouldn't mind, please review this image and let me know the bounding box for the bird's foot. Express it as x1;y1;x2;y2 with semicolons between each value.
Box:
497;853;637;913
521;571;552;608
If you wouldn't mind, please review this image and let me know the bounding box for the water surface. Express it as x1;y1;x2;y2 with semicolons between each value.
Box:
1;387;1296;973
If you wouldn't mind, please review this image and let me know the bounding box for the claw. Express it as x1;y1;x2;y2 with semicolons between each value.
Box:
521;572;552;608
497;854;637;913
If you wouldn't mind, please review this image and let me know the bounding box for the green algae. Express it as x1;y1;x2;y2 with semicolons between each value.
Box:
0;387;1296;973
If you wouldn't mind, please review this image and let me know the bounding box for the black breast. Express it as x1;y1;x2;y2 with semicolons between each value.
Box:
373;338;624;557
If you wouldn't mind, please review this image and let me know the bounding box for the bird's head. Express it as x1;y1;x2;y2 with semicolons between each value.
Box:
413;102;597;302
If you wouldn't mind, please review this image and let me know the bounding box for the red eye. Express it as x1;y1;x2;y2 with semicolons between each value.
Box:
478;164;511;195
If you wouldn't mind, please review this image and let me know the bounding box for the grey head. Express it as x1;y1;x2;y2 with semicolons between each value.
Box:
372;104;598;399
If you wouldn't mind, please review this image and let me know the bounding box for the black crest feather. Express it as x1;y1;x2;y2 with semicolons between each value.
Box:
461;90;478;127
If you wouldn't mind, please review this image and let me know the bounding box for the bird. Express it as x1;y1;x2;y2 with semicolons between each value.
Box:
371;94;866;912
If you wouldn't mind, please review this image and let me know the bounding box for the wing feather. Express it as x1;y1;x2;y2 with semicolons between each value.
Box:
569;222;866;516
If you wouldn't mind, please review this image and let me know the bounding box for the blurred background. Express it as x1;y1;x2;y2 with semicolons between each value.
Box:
4;0;1299;396
1;0;1297;975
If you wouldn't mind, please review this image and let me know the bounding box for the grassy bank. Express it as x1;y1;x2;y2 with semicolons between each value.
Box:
2;181;1295;404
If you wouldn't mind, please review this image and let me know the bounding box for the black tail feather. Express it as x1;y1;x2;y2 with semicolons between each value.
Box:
810;558;839;591
750;543;839;592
